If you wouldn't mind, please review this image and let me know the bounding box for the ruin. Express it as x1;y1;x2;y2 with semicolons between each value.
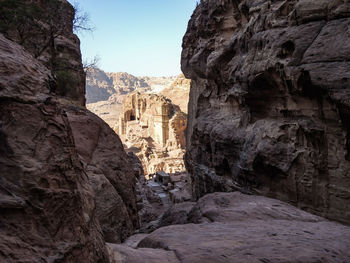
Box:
117;92;187;175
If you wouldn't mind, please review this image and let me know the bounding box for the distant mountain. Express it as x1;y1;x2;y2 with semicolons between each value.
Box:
86;68;149;103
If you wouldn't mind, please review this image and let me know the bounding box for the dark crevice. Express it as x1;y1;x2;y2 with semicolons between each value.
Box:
338;105;350;161
215;158;231;177
277;40;295;59
252;154;288;181
297;70;322;99
246;69;285;121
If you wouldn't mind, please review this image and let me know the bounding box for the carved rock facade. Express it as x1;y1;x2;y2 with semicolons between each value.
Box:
118;92;187;175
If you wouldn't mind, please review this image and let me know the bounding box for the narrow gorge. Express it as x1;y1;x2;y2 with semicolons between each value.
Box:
1;0;350;263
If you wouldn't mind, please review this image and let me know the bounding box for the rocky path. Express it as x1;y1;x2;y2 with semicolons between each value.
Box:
147;180;170;211
140;179;171;231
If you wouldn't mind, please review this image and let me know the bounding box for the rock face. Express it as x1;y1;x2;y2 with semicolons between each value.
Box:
110;192;350;263
118;92;187;175
182;0;350;224
0;1;138;261
1;0;86;106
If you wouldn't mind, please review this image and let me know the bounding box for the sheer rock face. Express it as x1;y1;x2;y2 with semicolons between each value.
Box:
182;0;350;224
118;93;187;175
1;0;86;106
0;1;138;261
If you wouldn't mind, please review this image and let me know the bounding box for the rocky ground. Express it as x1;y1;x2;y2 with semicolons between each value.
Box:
109;192;350;263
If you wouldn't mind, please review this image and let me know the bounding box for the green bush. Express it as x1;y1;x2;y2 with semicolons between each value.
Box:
55;70;80;98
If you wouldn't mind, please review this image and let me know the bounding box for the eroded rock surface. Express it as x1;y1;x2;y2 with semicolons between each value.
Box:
182;0;350;224
111;192;350;263
0;1;138;261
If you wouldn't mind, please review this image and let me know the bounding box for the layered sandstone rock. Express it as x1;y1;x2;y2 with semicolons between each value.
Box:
1;0;86;106
117;92;187;176
0;1;138;261
182;0;350;224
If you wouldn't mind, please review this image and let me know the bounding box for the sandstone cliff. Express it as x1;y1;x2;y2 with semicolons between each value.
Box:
117;92;187;176
0;1;138;262
182;0;350;224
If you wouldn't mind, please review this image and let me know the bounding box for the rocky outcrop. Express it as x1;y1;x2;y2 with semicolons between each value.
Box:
67;111;138;243
1;0;86;106
117;92;187;176
182;0;350;224
109;192;350;263
158;202;195;227
86;69;185;105
0;1;138;261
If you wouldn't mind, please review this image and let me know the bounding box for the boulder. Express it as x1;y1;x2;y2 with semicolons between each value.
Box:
137;192;350;263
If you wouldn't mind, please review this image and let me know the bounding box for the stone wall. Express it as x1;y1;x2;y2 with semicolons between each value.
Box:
182;0;350;224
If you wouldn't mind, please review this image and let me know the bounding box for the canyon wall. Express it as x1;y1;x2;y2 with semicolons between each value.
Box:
182;0;350;224
118;92;187;175
0;1;138;262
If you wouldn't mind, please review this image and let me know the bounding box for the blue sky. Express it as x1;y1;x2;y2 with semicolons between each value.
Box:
68;0;198;76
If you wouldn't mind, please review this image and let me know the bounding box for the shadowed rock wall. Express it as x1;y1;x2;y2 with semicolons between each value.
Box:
0;1;138;261
182;0;350;224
